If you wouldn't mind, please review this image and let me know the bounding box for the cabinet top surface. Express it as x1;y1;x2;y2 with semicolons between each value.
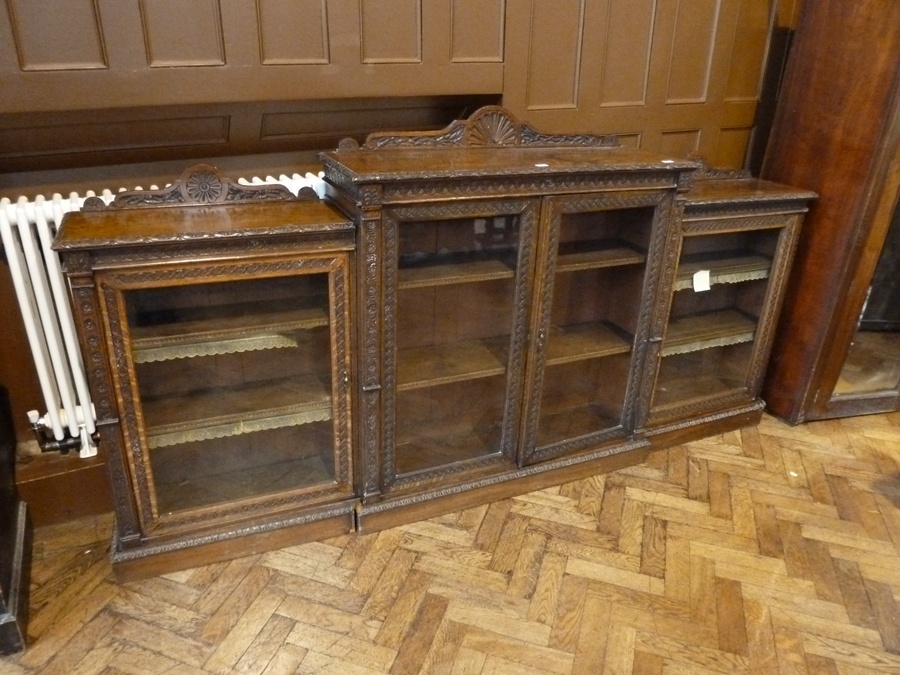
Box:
319;146;698;184
53;200;353;251
685;177;816;207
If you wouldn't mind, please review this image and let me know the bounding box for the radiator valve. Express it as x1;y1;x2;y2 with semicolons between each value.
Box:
27;409;98;458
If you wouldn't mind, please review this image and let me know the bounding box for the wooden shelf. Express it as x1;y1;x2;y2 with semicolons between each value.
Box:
545;321;632;366
537;403;620;446
155;453;333;513
673;252;771;291
398;259;515;289
132;305;329;362
395;423;503;475
396;339;507;391
655;370;748;409
662;309;757;356
556;241;645;273
142;375;332;448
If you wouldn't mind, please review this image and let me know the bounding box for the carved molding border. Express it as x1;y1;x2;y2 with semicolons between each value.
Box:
82;164;313;211
681;213;795;234
112;500;357;561
686;154;752;181
647;397;762;430
683;207;806;232
71;233;353;267
380;171;678;205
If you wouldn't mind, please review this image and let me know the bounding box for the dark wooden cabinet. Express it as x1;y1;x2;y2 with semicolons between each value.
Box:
761;0;900;423
321;108;814;532
649;170;814;428
56;111;814;578
54;170;359;580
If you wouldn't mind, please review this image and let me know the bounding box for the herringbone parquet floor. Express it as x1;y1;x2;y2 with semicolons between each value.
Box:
3;412;899;674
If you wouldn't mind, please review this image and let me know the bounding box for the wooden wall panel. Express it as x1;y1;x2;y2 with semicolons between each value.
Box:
725;0;771;100
257;97;488;147
450;0;504;62
0;0;782;171
506;0;782;169
140;0;225;67
5;0;106;70
599;0;655;108
659;129;701;157
360;0;421;63
257;0;329;65
715;127;752;167
665;0;720;103
525;0;584;109
0;116;229;163
0;6;16;70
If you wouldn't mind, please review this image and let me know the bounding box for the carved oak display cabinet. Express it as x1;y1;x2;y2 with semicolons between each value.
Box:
55;168;358;579
56;109;815;578
320;108;815;533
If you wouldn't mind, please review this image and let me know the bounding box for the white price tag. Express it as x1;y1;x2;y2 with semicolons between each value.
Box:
693;269;711;292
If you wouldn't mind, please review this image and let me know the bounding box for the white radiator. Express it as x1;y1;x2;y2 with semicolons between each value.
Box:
0;171;325;458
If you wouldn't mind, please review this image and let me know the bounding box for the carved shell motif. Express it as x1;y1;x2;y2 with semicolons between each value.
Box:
465;108;520;146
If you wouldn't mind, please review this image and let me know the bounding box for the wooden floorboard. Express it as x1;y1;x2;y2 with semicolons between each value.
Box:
3;412;900;674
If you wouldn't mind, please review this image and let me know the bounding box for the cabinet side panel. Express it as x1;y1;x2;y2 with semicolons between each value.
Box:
761;0;900;421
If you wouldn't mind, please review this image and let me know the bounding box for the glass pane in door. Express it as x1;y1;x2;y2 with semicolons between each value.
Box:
125;273;341;514
654;229;778;408
393;214;522;476
535;206;655;448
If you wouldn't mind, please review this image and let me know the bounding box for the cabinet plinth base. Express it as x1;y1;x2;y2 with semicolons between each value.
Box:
111;502;357;582
358;402;764;536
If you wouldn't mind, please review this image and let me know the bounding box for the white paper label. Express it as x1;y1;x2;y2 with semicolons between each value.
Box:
693;269;711;292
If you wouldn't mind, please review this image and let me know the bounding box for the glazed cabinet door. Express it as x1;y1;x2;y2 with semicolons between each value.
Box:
381;199;538;489
99;255;354;535
650;219;799;420
521;191;673;464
